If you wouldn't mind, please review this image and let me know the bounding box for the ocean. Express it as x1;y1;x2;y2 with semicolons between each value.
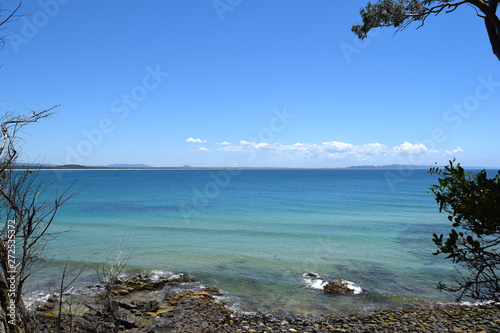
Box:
27;168;462;315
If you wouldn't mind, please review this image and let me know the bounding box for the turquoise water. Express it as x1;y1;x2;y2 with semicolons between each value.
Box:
31;169;459;314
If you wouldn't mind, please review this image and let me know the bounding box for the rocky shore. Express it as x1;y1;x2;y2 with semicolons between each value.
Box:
229;305;500;333
31;273;500;333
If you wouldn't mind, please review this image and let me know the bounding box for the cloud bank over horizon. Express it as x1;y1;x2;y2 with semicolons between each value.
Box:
183;137;465;166
215;140;462;159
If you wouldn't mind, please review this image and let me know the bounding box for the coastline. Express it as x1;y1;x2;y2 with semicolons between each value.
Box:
23;168;497;330
24;164;445;171
30;272;500;332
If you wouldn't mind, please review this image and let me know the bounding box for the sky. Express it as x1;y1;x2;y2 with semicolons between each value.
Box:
1;0;499;168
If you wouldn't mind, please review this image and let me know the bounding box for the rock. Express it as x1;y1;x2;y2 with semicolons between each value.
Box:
119;289;129;295
44;301;55;310
167;273;197;286
154;328;172;333
42;312;56;320
205;286;223;295
118;313;137;329
145;300;160;312
305;272;320;279
475;324;486;331
119;273;168;293
118;298;137;310
323;280;354;295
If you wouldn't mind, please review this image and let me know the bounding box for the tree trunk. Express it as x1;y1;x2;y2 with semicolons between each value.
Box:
15;299;32;333
0;307;8;333
0;281;30;333
0;281;13;333
485;17;500;61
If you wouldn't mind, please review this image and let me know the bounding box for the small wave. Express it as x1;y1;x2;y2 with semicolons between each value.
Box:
227;301;259;317
342;279;363;295
303;273;328;290
24;284;100;310
303;273;363;294
24;291;52;309
460;300;498;306
149;270;174;281
168;273;184;281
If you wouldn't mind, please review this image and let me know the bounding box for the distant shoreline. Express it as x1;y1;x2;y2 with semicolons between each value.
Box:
30;167;434;171
18;164;498;171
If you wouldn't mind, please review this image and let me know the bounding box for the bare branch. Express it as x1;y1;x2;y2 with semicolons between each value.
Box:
0;3;22;28
0;2;24;49
0;109;71;333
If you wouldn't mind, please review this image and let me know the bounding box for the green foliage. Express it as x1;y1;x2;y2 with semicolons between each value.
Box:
429;160;500;301
352;0;433;39
352;0;500;63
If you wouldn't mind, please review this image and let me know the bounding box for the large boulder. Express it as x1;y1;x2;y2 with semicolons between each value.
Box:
323;279;355;295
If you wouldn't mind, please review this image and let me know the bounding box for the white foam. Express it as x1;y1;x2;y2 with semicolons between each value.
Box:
150;270;173;281
62;286;80;295
460;300;498;306
23;291;52;309
341;279;363;295
227;303;258;317
303;273;328;290
168;273;183;280
117;273;128;280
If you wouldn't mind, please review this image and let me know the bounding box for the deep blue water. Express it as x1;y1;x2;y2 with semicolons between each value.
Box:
28;169;462;314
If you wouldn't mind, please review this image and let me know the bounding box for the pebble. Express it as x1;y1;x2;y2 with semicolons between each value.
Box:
227;304;500;333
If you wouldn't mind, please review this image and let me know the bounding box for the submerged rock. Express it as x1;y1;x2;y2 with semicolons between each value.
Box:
120;273;168;293
166;273;197;286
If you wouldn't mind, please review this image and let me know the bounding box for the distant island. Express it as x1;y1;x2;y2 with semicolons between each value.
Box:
13;163;495;170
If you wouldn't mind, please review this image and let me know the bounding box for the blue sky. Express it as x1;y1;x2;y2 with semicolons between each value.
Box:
1;0;499;168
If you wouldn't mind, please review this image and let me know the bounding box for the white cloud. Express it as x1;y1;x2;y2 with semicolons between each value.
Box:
217;140;388;159
197;147;211;152
358;143;389;155
186;137;207;143
392;142;431;155
217;145;245;152
217;141;231;145
255;142;270;149
445;147;464;155
322;141;355;153
214;140;462;162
